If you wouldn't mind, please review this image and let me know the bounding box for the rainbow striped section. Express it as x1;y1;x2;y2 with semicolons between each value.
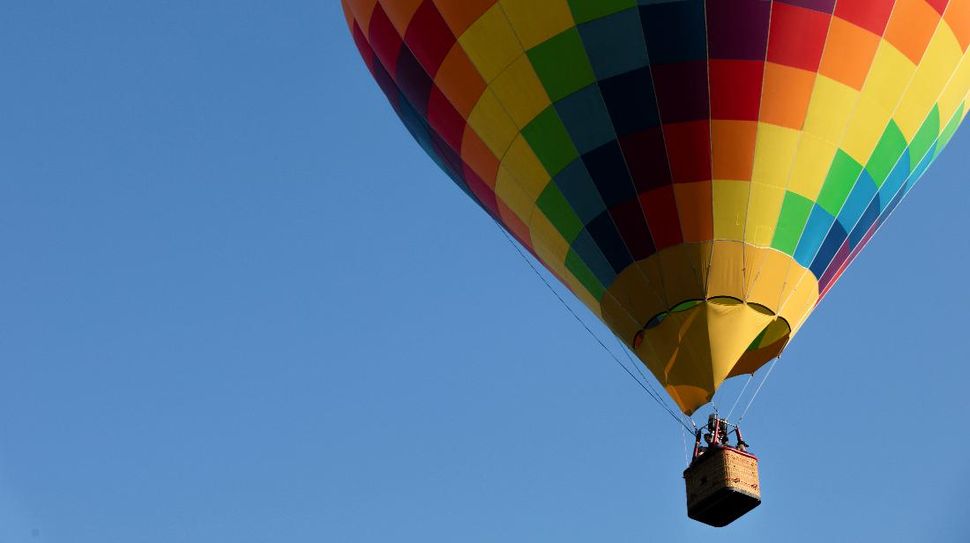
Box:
343;0;970;413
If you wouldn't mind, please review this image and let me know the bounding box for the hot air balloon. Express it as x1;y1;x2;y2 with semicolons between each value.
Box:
342;0;970;526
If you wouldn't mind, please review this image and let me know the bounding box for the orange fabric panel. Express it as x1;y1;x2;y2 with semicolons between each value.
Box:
760;62;816;129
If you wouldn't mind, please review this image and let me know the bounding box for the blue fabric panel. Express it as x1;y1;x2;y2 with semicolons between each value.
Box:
810;222;848;277
554;160;608;223
555;85;618;154
836;171;877;233
571;229;618;285
877;150;911;212
848;197;882;250
578;8;650;80
794;204;835;267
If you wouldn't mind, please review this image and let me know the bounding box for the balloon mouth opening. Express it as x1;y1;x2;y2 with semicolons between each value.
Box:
635;297;786;338
632;297;792;378
630;297;794;414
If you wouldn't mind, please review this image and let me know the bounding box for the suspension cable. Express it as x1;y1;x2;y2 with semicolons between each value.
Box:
681;426;690;465
615;337;696;432
495;224;694;433
737;356;781;423
725;374;755;423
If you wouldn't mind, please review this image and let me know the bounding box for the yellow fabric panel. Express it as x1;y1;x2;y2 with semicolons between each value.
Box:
528;223;603;317
864;41;917;112
664;311;709;385
601;243;713;339
498;0;575;50
751;123;799;188
842;98;893;165
963;88;970;120
802;75;858;144
663;314;715;393
528;212;571;269
562;276;602;319
742;246;795;310
962;83;970;121
489;56;551;128
601;260;667;342
619;260;669;320
569;290;601;319
895;26;964;139
657;242;710;304
788;133;837;201
495;165;539;221
458;5;524;82
467;90;519;156
500;135;550;198
759;317;791;346
705;301;775;389
601;309;643;350
639;307;710;387
937;52;970;124
777;265;820;336
378;0;423;34
665;386;711;416
706;241;745;300
744;183;786;246
636;301;774;414
712;180;749;241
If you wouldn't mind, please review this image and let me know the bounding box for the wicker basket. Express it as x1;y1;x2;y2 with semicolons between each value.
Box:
683;447;761;527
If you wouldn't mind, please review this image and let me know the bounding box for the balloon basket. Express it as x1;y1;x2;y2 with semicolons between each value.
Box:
683;446;761;527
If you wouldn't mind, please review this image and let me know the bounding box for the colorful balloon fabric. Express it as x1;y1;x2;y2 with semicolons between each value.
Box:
342;0;970;414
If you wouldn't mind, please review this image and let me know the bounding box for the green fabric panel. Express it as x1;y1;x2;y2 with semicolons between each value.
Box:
522;107;580;176
566;249;606;299
936;103;964;157
568;0;637;24
865;121;907;188
816;150;863;215
671;300;702;312
527;28;597;102
908;106;940;169
537;183;584;241
746;327;768;350
771;191;813;255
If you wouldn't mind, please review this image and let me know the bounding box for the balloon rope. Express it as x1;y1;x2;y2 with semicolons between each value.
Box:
496;224;694;433
615;337;697;434
614;334;667;405
725;374;755;423
737;357;780;424
681;426;690;465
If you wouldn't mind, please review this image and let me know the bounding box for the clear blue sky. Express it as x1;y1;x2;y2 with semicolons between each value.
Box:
2;2;968;542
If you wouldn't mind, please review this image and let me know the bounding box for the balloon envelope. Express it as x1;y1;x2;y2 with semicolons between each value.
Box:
343;0;970;414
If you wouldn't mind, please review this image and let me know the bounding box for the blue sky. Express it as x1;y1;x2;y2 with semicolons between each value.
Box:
2;2;969;542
